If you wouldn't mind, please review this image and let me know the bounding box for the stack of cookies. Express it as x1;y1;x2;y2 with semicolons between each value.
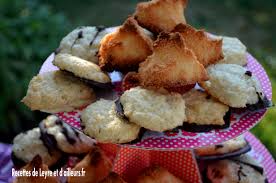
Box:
195;136;268;183
16;0;273;182
22;0;271;145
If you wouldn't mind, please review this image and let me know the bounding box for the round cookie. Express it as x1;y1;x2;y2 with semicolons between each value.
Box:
120;87;186;132
53;53;111;85
200;64;264;108
12;128;62;167
206;158;266;183
81;99;141;144
183;89;229;126
58;26;117;64
218;36;247;66
41;115;96;154
22;70;95;113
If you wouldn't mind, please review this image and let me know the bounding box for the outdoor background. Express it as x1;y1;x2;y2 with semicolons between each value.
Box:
0;0;275;158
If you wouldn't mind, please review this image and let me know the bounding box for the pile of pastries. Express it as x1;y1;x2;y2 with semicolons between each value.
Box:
195;135;267;183
22;0;271;144
12;122;267;183
12;117;185;183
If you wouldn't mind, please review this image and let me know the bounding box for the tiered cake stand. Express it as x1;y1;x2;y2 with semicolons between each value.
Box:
38;53;275;183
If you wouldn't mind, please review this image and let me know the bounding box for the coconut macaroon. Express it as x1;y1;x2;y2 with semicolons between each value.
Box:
172;23;223;66
53;53;111;87
99;17;153;72
81;99;141;143
68;147;113;183
57;26;116;64
40;115;95;154
218;36;247;66
13;155;59;183
134;0;187;33
22;70;95;113
12;128;62;167
200;64;265;108
119;87;186;132
137;166;184;183
195;136;251;160
183;89;229;126
100;172;127;183
139;32;208;90
205;157;266;183
122;72;141;91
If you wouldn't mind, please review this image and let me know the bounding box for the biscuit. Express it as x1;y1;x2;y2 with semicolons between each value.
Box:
53;53;111;84
200;64;265;108
195;136;251;160
99;17;153;72
206;158;266;183
134;0;187;33
138;32;208;90
218;36;247;65
137;166;184;183
22;70;95;113
67;147;113;183
81;99;140;143
120;87;186;132
182;89;229;125
40;115;95;154
13;155;59;183
172;23;223;66
58;26;116;64
99;172;127;183
12;128;62;167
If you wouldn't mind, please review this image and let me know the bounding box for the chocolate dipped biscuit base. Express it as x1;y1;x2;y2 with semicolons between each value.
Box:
39;121;69;170
62;70;113;89
202;158;268;183
39;122;58;155
115;98;147;144
195;141;251;161
246;95;273;111
48;116;95;156
11;151;26;169
174;108;232;133
115;97;129;121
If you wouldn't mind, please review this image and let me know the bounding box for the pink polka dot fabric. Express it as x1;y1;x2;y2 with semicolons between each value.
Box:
40;53;272;150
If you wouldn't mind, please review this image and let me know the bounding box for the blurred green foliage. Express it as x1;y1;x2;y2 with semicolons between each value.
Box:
0;0;71;141
0;0;275;157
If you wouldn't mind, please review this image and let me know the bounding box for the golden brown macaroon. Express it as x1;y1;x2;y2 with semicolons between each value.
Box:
99;17;153;72
134;0;187;33
67;147;112;183
13;155;59;183
138;32;208;90
122;72;195;93
136;166;184;183
122;72;140;91
172;23;223;66
99;172;127;183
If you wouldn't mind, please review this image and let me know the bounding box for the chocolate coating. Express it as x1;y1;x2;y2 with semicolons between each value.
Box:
195;142;251;161
62;70;113;89
176;109;231;132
